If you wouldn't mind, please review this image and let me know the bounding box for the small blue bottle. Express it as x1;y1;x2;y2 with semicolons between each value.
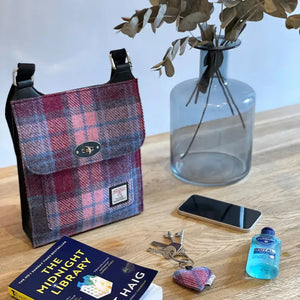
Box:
246;227;281;279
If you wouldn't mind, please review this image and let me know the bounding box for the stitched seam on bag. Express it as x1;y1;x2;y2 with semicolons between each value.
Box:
11;79;138;104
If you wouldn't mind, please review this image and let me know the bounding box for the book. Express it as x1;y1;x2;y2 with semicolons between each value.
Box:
8;236;159;300
140;284;162;300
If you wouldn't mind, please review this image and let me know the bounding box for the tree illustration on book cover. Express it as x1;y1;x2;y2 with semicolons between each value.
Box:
77;275;113;299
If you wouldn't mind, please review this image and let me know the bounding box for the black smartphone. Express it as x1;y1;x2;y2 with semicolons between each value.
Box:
177;195;262;232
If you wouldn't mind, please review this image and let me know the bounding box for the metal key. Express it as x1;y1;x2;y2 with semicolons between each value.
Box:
162;245;178;259
148;231;185;258
149;240;181;257
147;244;178;259
147;247;165;255
175;230;185;245
174;230;186;255
164;231;185;254
147;230;195;268
164;231;174;243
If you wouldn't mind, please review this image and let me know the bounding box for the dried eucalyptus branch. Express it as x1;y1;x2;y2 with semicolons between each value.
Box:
216;71;235;116
151;36;190;76
181;77;213;159
114;0;298;161
216;70;246;128
180;50;246;159
185;83;198;107
115;0;299;76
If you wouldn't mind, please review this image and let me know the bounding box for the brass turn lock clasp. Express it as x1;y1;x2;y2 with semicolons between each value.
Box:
82;146;94;155
74;142;101;158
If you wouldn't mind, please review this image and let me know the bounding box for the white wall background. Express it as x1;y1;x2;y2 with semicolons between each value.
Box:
0;0;299;168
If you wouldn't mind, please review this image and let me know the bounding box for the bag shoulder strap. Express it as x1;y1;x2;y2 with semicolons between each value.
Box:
6;49;134;137
108;48;135;83
5;63;42;240
5;63;42;144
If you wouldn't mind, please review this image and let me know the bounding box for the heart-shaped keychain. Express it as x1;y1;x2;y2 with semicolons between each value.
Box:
173;266;215;292
147;230;216;293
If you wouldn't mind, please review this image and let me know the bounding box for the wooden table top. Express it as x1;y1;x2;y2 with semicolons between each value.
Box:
1;104;299;300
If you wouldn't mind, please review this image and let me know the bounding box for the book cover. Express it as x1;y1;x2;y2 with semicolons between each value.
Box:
8;236;158;300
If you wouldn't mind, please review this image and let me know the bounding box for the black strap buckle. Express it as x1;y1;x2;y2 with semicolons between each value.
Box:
109;52;132;70
13;64;35;87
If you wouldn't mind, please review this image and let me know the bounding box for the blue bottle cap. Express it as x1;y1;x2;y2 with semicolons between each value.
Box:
261;227;275;235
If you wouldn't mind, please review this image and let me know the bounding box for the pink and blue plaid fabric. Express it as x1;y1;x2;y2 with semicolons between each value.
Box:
11;79;145;247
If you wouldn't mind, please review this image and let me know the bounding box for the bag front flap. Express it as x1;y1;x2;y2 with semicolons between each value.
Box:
11;79;145;175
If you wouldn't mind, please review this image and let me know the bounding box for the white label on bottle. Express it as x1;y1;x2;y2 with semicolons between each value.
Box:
254;248;276;259
256;237;275;245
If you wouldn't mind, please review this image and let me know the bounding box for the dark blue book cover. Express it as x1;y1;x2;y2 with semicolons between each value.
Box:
8;236;158;300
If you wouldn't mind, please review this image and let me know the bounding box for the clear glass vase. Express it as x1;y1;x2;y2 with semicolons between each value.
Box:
170;40;255;186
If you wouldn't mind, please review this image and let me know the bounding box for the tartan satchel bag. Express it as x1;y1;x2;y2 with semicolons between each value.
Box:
5;49;145;247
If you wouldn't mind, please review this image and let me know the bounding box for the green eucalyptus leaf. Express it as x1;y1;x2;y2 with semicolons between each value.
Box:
167;0;182;9
164;7;180;23
234;0;264;22
152;37;189;77
264;0;287;18
188;37;198;47
220;0;242;8
134;8;152;33
181;0;188;11
178;0;213;32
164;57;175;77
188;37;210;48
220;7;237;28
151;60;165;69
155;4;168;26
151;4;167;32
162;47;173;60
179;37;190;55
143;8;153;26
120;16;139;38
150;0;160;5
286;14;300;28
278;0;298;13
199;24;216;42
114;22;125;30
171;39;181;58
149;5;160;21
264;0;280;13
225;17;247;41
178;12;208;31
171;36;189;58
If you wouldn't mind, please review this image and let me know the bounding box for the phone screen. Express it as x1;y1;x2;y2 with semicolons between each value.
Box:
178;195;261;231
